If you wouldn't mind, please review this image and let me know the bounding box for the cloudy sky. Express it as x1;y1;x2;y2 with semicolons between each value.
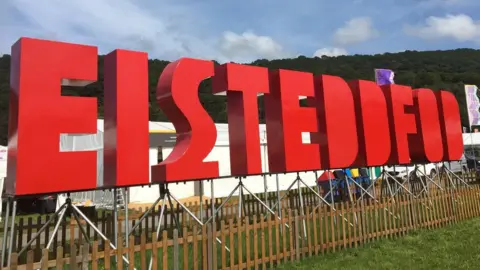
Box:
1;0;480;63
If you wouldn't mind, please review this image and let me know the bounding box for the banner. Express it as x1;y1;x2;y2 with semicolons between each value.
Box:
464;84;480;127
372;68;395;177
374;68;395;86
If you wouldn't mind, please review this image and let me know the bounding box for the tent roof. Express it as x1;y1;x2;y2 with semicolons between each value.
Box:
317;171;334;182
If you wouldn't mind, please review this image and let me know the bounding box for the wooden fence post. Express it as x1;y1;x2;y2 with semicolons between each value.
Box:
294;211;300;261
70;244;77;270
81;243;89;270
206;224;213;270
9;253;18;270
173;229;179;270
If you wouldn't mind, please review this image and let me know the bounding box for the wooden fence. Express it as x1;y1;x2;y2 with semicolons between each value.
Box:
3;172;479;264
4;184;480;269
4;185;326;261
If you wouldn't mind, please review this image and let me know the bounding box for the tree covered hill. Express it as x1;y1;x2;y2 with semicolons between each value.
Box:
1;48;479;145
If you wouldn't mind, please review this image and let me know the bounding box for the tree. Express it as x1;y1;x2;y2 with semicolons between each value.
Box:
0;48;479;144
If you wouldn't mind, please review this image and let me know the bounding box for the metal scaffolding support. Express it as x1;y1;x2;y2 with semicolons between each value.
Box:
1;195;134;269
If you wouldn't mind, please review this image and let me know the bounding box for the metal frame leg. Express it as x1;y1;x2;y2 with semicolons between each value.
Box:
348;175;375;200
13;196;135;268
414;166;429;195
200;180;204;222
263;174;268;208
113;188;118;247
46;206;68;249
415;165;443;195
444;165;471;187
124;188;129;257
328;173;335;205
167;194;180;231
358;173;382;201
265;177;298;215
72;210;91;244
297;178;354;226
386;173;415;196
169;192;231;252
36;204;69;268
353;171;399;221
17;202;69;257
202;183;241;226
211;179;216;234
71;203;133;267
276;174;283;235
385;168;396;201
242;184;290;229
7;200;16;268
423;164;443;191
297;173;307;238
238;184;243;219
149;196;167;270
1;198;11;267
128;191;164;236
444;167;457;189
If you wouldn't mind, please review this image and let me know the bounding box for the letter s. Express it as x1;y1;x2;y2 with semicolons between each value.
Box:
151;58;219;182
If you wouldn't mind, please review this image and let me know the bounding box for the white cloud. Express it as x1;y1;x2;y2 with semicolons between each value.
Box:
0;0;290;63
418;0;469;8
313;47;348;57
219;31;290;63
333;17;379;46
404;14;480;42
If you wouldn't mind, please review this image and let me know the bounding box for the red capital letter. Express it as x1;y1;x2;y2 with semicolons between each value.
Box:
409;89;443;163
151;58;219;182
349;80;391;167
312;75;358;169
265;69;320;172
103;50;150;187
382;84;417;164
212;63;269;175
435;91;463;161
7;38;97;196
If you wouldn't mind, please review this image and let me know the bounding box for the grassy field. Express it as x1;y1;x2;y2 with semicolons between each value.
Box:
277;217;480;270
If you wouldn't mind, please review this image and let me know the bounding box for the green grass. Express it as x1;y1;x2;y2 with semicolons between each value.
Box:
277;217;480;270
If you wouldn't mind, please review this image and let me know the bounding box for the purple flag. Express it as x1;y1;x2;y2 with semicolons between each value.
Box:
374;69;395;86
465;85;480;126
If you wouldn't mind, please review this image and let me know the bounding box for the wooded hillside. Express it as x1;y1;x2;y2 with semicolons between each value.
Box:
1;49;479;145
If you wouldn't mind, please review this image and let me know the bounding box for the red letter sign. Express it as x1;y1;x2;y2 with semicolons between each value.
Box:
349;80;391;167
103;50;150;187
265;69;320;172
212;63;269;175
436;91;463;161
5;36;468;193
311;75;358;169
409;89;443;163
7;37;98;196
151;58;219;182
382;84;417;165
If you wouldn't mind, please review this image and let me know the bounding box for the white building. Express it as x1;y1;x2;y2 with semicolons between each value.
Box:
58;120;319;204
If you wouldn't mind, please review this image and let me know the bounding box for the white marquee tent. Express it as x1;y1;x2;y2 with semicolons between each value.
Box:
3;122;480;210
52;127;480;206
55;119;319;205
